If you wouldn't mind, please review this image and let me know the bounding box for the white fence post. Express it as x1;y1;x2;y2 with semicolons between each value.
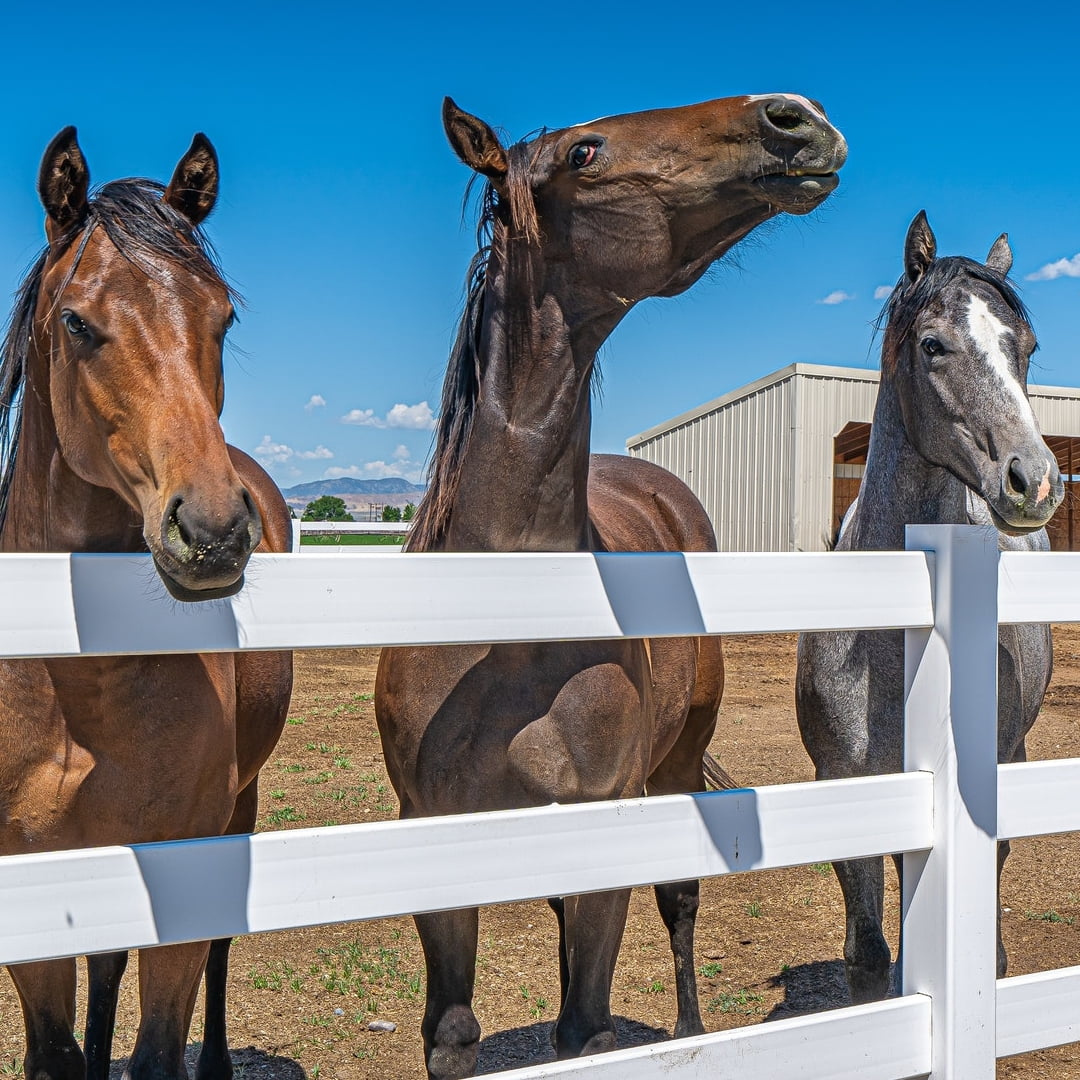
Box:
903;524;1000;1078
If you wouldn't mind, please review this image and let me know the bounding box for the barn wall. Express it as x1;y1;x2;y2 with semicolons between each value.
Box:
626;367;797;552
792;370;878;551
627;365;1080;553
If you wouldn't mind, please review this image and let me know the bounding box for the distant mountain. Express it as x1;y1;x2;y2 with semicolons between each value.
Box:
282;477;426;498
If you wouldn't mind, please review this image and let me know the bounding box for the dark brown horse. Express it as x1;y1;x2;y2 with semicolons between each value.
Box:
376;94;846;1078
0;130;293;1080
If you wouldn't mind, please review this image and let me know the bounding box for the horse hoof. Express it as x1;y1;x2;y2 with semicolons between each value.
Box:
426;1004;480;1079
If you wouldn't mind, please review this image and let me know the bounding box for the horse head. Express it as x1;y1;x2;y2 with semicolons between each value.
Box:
883;211;1063;534
32;128;260;600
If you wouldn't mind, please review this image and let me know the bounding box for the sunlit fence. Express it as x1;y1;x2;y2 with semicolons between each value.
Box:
2;525;1079;1078
291;519;410;552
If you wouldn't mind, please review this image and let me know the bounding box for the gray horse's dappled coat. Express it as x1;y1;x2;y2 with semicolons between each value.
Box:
796;212;1063;1003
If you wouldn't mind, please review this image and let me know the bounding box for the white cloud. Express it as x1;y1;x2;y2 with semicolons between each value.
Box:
296;445;333;460
253;436;333;465
1026;254;1080;281
817;290;855;305
874;285;894;300
340;400;437;430
324;459;425;484
340;408;378;426
392;444;411;461
386;402;436;429
253;435;295;464
305;394;326;412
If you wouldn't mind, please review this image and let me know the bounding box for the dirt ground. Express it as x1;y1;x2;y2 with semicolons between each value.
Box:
3;630;1080;1078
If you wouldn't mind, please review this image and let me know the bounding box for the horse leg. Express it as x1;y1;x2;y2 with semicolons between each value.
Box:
551;888;631;1059
643;693;719;1039
126;941;210;1080
415;907;481;1080
546;897;569;1046
195;781;263;1080
7;959;84;1080
195;939;233;1080
832;855;891;1003
84;952;129;1080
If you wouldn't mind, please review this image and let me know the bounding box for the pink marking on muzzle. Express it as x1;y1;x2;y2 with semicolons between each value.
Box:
1037;463;1052;504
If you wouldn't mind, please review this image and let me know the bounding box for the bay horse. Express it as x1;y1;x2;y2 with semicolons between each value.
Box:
376;94;846;1078
796;212;1063;1003
0;130;293;1080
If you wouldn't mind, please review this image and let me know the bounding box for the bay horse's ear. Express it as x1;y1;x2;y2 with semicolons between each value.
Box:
38;126;89;242
164;133;219;226
986;233;1013;276
903;210;936;284
442;97;508;182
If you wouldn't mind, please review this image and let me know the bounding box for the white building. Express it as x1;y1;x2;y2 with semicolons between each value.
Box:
625;363;1080;552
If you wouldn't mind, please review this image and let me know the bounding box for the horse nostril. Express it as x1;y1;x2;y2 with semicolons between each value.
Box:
164;494;192;552
1006;457;1030;500
764;100;807;132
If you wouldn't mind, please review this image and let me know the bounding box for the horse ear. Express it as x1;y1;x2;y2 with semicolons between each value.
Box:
442;97;508;182
986;233;1013;276
904;211;936;283
38;126;89;241
164;133;219;226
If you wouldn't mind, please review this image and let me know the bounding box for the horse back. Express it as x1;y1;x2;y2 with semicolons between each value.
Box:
587;454;717;554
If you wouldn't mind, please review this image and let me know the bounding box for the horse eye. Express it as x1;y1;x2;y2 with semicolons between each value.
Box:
921;336;944;357
568;142;599;169
224;311;236;332
62;311;88;337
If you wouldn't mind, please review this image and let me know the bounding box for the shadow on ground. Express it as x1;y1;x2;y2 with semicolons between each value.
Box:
764;958;853;1020
109;1045;307;1080
477;1015;669;1074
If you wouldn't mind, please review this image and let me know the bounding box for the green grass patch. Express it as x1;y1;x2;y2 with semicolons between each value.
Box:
301;533;405;546
708;988;765;1014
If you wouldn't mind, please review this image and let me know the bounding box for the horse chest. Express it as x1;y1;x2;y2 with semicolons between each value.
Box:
0;655;238;849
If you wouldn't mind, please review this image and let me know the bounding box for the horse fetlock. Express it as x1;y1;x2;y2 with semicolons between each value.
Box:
572;1028;618;1059
844;930;892;1004
426;1005;480;1080
25;1041;84;1080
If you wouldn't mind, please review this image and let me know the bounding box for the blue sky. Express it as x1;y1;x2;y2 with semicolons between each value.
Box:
1;3;1078;490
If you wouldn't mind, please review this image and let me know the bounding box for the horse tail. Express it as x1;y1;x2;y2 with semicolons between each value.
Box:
702;750;738;791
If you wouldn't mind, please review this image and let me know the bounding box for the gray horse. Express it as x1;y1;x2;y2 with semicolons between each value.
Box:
796;211;1064;1003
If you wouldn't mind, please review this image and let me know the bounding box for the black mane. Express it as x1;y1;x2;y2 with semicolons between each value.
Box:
0;178;235;530
879;255;1030;370
406;136;543;552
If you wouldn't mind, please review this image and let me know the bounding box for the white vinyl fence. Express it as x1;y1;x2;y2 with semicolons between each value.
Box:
1;525;1079;1079
291;519;409;552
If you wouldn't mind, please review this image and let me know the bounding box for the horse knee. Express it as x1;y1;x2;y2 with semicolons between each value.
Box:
425;1004;480;1080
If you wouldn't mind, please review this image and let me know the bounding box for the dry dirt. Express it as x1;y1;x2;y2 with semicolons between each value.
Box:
3;630;1080;1078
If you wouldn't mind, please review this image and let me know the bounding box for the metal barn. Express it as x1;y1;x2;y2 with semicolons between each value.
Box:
625;362;1080;552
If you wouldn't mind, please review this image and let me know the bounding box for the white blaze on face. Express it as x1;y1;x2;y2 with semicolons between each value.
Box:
966;294;1036;421
966;293;1054;485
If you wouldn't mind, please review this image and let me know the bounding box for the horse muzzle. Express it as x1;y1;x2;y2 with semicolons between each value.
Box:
152;488;263;602
986;452;1064;535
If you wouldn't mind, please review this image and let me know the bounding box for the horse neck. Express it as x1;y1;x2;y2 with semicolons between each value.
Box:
442;250;617;552
0;347;141;554
845;374;968;551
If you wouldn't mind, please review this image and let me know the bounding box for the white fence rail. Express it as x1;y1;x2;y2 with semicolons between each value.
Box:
291;519;409;552
1;526;1079;1079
